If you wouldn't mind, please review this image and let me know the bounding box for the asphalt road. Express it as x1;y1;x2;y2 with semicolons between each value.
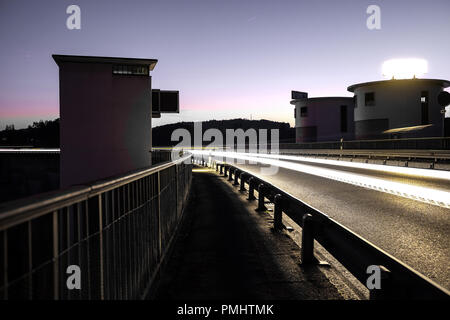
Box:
229;159;450;290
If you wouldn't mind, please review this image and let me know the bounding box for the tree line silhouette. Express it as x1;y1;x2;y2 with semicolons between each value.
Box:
0;118;294;148
0;119;60;147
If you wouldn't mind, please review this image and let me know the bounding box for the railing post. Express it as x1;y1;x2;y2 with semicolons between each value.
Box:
369;266;392;300
233;169;240;185
273;194;283;230
247;177;256;200
52;210;59;300
98;194;104;300
240;173;247;191
301;213;315;264
256;183;267;211
157;171;162;261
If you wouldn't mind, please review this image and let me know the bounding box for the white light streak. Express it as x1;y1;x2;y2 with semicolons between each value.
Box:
191;150;450;209
243;152;450;181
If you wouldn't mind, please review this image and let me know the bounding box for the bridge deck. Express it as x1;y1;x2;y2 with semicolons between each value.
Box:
152;167;357;300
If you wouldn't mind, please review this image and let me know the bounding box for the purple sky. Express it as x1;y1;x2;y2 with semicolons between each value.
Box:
1;0;449;129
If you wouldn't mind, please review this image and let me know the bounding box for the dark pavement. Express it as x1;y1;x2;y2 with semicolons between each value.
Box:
154;167;346;300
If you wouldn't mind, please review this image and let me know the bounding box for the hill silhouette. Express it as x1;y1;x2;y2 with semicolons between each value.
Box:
0;118;294;147
152;119;295;146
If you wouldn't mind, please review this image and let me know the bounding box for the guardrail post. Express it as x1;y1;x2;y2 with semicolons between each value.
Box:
369;266;392;300
240;173;247;191
273;194;283;230
228;167;234;181
301;213;315;264
256;183;267;211
233;169;240;185
247;177;256;200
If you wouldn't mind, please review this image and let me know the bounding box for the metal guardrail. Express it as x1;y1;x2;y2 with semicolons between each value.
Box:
0;154;192;300
277;148;450;159
279;136;450;150
155;136;450;151
275;149;450;168
192;157;450;300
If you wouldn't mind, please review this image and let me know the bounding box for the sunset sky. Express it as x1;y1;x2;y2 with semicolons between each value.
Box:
1;0;449;129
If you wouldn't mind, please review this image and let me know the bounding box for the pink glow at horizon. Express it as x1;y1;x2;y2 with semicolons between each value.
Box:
1;0;450;129
0;101;58;118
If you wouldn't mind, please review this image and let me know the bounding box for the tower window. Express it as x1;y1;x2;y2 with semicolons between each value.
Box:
365;92;375;106
340;105;347;132
421;91;429;125
300;106;308;117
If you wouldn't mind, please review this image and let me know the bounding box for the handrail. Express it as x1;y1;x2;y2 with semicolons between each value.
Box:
1;153;193;300
0;154;192;231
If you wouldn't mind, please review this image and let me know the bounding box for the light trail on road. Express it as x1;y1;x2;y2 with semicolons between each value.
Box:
242;152;450;181
191;150;450;209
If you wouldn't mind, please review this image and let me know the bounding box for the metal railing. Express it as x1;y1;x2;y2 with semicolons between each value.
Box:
151;149;173;165
155;136;450;151
275;149;450;167
0;154;192;300
193;157;450;300
281;136;450;150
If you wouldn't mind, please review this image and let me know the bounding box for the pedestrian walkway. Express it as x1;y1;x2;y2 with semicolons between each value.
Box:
153;167;348;300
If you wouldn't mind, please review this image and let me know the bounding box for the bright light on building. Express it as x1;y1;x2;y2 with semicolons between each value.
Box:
382;58;428;79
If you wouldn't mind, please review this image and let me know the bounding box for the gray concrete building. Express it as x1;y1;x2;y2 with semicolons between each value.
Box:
290;91;354;142
347;78;450;139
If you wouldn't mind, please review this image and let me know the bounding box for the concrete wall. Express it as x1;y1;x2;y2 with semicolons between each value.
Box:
352;80;445;139
293;97;354;142
58;62;152;188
